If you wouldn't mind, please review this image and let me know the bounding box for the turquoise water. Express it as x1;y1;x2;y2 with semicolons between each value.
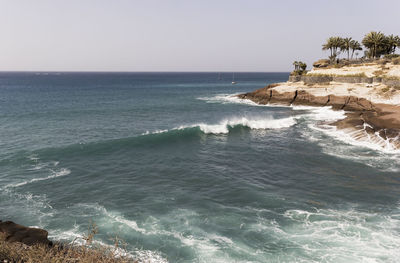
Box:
1;72;400;262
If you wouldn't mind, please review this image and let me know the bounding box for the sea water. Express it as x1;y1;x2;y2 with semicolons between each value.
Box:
1;72;400;262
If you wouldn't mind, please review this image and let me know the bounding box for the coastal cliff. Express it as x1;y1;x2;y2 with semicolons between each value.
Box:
238;61;400;150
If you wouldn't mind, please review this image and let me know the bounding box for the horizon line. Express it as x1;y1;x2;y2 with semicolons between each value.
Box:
0;70;290;74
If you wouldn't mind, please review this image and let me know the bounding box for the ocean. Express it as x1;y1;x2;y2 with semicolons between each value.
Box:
1;72;400;262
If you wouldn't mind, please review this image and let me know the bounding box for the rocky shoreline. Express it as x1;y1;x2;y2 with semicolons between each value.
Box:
0;220;136;263
238;83;400;150
0;220;52;246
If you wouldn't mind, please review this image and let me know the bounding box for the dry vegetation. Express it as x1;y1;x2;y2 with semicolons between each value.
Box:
0;224;138;263
306;72;368;78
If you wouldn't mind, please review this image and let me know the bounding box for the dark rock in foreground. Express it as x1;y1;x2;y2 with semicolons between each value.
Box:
0;221;52;246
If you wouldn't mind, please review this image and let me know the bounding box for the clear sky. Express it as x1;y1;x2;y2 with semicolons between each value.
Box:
1;0;399;72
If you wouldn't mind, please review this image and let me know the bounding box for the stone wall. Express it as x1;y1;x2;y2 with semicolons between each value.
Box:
382;78;400;88
288;75;397;85
301;75;332;84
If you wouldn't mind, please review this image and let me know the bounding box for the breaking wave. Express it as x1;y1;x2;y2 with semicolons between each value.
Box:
210;93;400;155
143;116;297;135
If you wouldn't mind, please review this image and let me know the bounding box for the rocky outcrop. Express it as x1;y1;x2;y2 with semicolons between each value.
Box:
238;85;376;112
238;85;400;147
0;221;52;246
313;59;330;68
288;75;302;82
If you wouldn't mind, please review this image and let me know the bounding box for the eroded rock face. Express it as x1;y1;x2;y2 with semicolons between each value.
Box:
269;89;296;105
239;86;376;111
0;221;52;246
293;90;329;106
238;84;400;150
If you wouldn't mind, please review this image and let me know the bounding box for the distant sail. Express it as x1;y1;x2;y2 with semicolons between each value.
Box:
232;73;237;85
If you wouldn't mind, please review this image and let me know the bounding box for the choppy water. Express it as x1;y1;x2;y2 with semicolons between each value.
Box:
1;72;400;262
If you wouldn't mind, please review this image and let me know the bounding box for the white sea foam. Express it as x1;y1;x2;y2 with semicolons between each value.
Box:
61;203;169;262
289;104;400;170
71;205;248;262
141;129;169;135
143;116;297;136
201;93;400;168
279;207;400;262
198;93;294;108
27;163;48;171
7;168;71;188
52;203;400;262
196;116;297;134
293;108;400;170
307;124;400;172
294;105;347;122
197;93;265;106
312;124;400;154
49;225;168;263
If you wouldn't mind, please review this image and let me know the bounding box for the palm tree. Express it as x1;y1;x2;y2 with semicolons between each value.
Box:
322;37;344;61
322;38;334;57
341;37;352;60
299;62;307;71
293;61;299;71
362;31;386;59
292;61;307;75
349;40;362;60
385;34;400;54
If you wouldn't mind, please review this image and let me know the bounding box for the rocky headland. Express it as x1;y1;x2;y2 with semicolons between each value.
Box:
238;59;400;150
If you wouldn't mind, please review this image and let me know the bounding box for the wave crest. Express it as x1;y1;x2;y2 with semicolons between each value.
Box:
144;116;296;135
195;117;296;134
6;168;71;188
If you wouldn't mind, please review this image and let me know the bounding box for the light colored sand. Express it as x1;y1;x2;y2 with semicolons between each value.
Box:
387;65;400;77
274;81;400;105
307;63;400;78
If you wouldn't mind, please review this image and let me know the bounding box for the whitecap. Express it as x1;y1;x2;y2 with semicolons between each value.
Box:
6;168;71;188
144;116;297;136
74;203;147;234
141;129;169;135
194;116;297;134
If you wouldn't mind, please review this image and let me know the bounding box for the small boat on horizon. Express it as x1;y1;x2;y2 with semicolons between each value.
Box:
231;73;237;85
